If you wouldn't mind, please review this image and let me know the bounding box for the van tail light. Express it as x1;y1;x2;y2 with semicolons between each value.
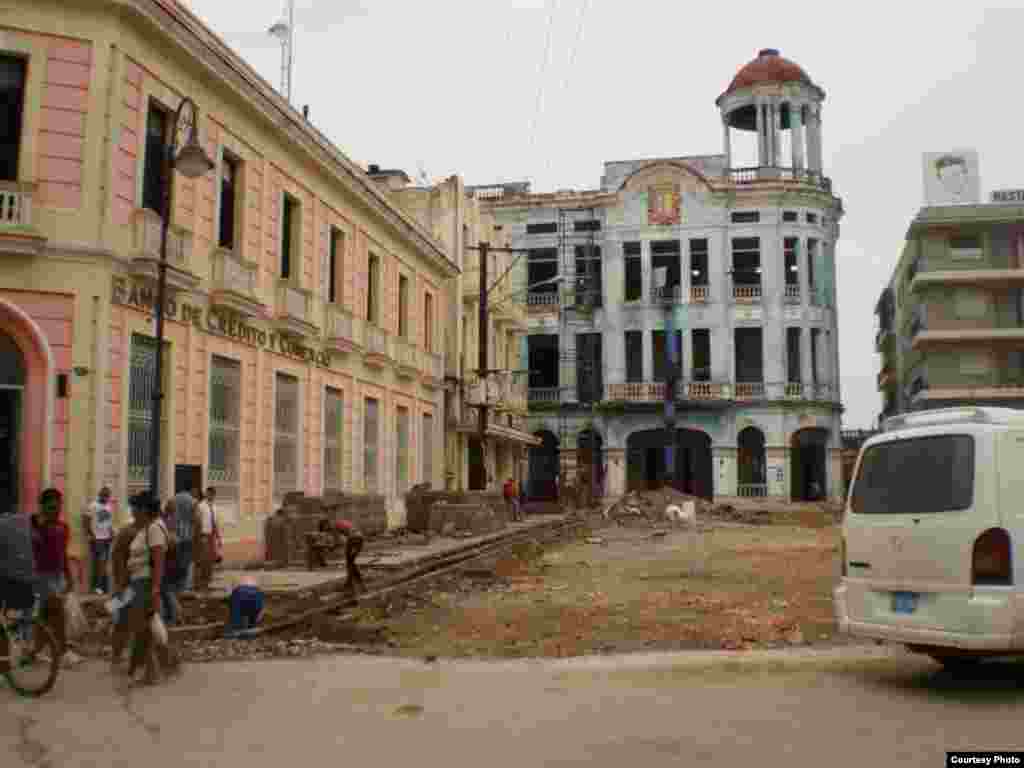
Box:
841;536;847;577
972;528;1013;586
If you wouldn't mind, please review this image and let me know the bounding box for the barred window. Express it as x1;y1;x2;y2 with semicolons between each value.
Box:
364;397;379;493
422;413;433;487
396;406;409;494
273;373;300;503
127;334;167;496
324;387;343;492
209;356;241;509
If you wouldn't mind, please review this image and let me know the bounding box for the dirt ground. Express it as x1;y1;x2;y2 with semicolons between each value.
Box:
374;510;849;659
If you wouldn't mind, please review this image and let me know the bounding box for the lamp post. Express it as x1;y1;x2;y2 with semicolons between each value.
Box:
147;97;214;500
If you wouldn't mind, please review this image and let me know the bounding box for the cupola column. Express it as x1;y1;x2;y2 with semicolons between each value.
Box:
791;102;806;172
754;98;765;167
722;115;732;170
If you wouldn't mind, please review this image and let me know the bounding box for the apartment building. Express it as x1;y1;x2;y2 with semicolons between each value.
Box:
480;49;846;503
0;0;456;558
876;202;1024;421
389;174;535;494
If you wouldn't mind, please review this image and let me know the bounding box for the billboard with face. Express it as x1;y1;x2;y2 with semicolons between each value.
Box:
923;150;980;206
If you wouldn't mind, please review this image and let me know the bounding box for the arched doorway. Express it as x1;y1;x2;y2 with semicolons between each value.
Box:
468;437;486;491
676;429;713;500
576;429;604;506
0;330;24;515
528;430;559;500
626;429;663;491
791;428;829;501
737;426;767;497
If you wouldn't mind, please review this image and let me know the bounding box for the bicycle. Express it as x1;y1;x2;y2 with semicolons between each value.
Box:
0;592;61;697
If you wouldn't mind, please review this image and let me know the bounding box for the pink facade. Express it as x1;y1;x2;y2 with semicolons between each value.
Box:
38;39;91;210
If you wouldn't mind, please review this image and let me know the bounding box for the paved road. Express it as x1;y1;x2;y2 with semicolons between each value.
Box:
3;646;1023;767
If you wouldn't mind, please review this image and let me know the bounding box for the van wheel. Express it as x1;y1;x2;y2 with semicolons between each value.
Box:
928;654;983;673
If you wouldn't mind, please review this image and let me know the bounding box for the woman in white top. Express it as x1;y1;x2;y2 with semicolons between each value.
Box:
124;492;177;685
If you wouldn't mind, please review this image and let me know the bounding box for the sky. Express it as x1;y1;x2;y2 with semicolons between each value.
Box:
185;0;1024;430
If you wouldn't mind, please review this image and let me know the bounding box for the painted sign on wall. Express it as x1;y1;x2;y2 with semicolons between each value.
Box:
648;184;681;226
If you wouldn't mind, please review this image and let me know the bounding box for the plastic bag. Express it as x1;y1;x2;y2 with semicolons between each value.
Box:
64;592;89;640
150;612;168;646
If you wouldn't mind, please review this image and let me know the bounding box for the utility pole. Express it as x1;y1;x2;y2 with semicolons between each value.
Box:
663;283;677;490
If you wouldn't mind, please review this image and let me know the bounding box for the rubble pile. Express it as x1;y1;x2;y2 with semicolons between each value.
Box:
603;488;712;527
703;503;773;525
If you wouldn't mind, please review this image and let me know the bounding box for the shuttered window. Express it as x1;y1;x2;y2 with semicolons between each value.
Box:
127;334;168;495
396;406;409;494
422;413;433;487
324;387;343;492
209;356;241;509
364;397;379;493
273;373;300;502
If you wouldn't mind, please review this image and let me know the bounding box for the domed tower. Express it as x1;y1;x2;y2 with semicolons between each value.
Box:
716;48;826;181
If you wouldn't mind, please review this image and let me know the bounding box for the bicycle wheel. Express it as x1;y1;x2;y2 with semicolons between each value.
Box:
4;620;60;697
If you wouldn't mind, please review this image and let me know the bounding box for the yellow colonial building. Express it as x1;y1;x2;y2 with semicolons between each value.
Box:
0;0;457;562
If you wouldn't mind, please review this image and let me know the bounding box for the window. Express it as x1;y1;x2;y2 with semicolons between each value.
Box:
528;248;557;296
806;213;818;224
527;335;558;390
422;413;434;487
328;228;343;304
624;242;642;301
574;244;602;307
576;333;603;402
850;435;974;515
784;238;799;285
142;101;169;213
396;406;409;494
127;334;168;495
782;211;798;223
574;219;601;232
691;329;710;382
731;211;760;224
810;328;820;385
526;222;557;235
651;240;681;299
651;330;682;382
281;195;298;280
209;356;242;506
364;398;379;493
786;328;802;383
424;292;434;352
734;328;763;383
0;55;27;181
218;153;239;250
689;239;708;286
367;253;379;324
323;387;343;492
731;237;761;285
625;331;643;383
273;373;300;501
807;238;818;293
398;274;409;338
950;236;982;260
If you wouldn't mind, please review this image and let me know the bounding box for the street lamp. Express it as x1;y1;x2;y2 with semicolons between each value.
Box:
148;97;214;500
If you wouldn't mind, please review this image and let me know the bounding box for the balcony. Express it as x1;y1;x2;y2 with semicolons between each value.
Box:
527;291;559;315
324;305;363;354
685;381;731;400
913;327;1024;349
492;371;527;414
363;324;392;368
393;338;418;379
690;285;709;303
129;208;199;293
456;407;541;446
607;382;667;402
911;382;1024;404
784;284;801;304
273;281;318;338
732;283;762;303
419;348;444;389
0;181;45;255
735;382;766;400
784;382;804;398
726;166;833;193
911;268;1024;294
210;248;264;318
652;283;682;305
528;386;560;405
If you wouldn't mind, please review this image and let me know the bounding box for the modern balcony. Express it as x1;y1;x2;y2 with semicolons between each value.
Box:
419;348;444;389
911;268;1024;294
784;284;801;304
912;326;1024;349
726;166;833;193
363;324;392;368
324;305;364;354
732;282;762;303
0;181;46;255
393;337;419;379
273;281;318;338
910;381;1024;404
210;248;264;318
129;208;200;293
527;291;560;315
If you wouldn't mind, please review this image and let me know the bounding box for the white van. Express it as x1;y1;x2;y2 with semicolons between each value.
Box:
835;406;1024;668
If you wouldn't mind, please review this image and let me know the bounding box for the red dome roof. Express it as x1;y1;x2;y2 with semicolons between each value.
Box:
722;49;813;97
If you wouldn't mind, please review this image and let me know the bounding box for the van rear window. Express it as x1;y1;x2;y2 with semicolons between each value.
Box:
850;435;974;515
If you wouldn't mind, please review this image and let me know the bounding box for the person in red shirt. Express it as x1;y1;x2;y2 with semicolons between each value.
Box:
503;478;522;522
31;488;74;657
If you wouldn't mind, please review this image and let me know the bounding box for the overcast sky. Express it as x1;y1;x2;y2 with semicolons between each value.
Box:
186;0;1024;430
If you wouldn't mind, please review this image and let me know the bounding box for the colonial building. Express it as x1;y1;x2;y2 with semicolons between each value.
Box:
0;0;456;560
388;174;535;494
876;201;1024;422
480;49;846;503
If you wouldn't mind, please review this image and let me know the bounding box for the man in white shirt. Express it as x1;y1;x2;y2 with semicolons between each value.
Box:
83;486;115;595
194;487;217;591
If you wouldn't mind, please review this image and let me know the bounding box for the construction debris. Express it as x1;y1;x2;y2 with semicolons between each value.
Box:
604;487;713;527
